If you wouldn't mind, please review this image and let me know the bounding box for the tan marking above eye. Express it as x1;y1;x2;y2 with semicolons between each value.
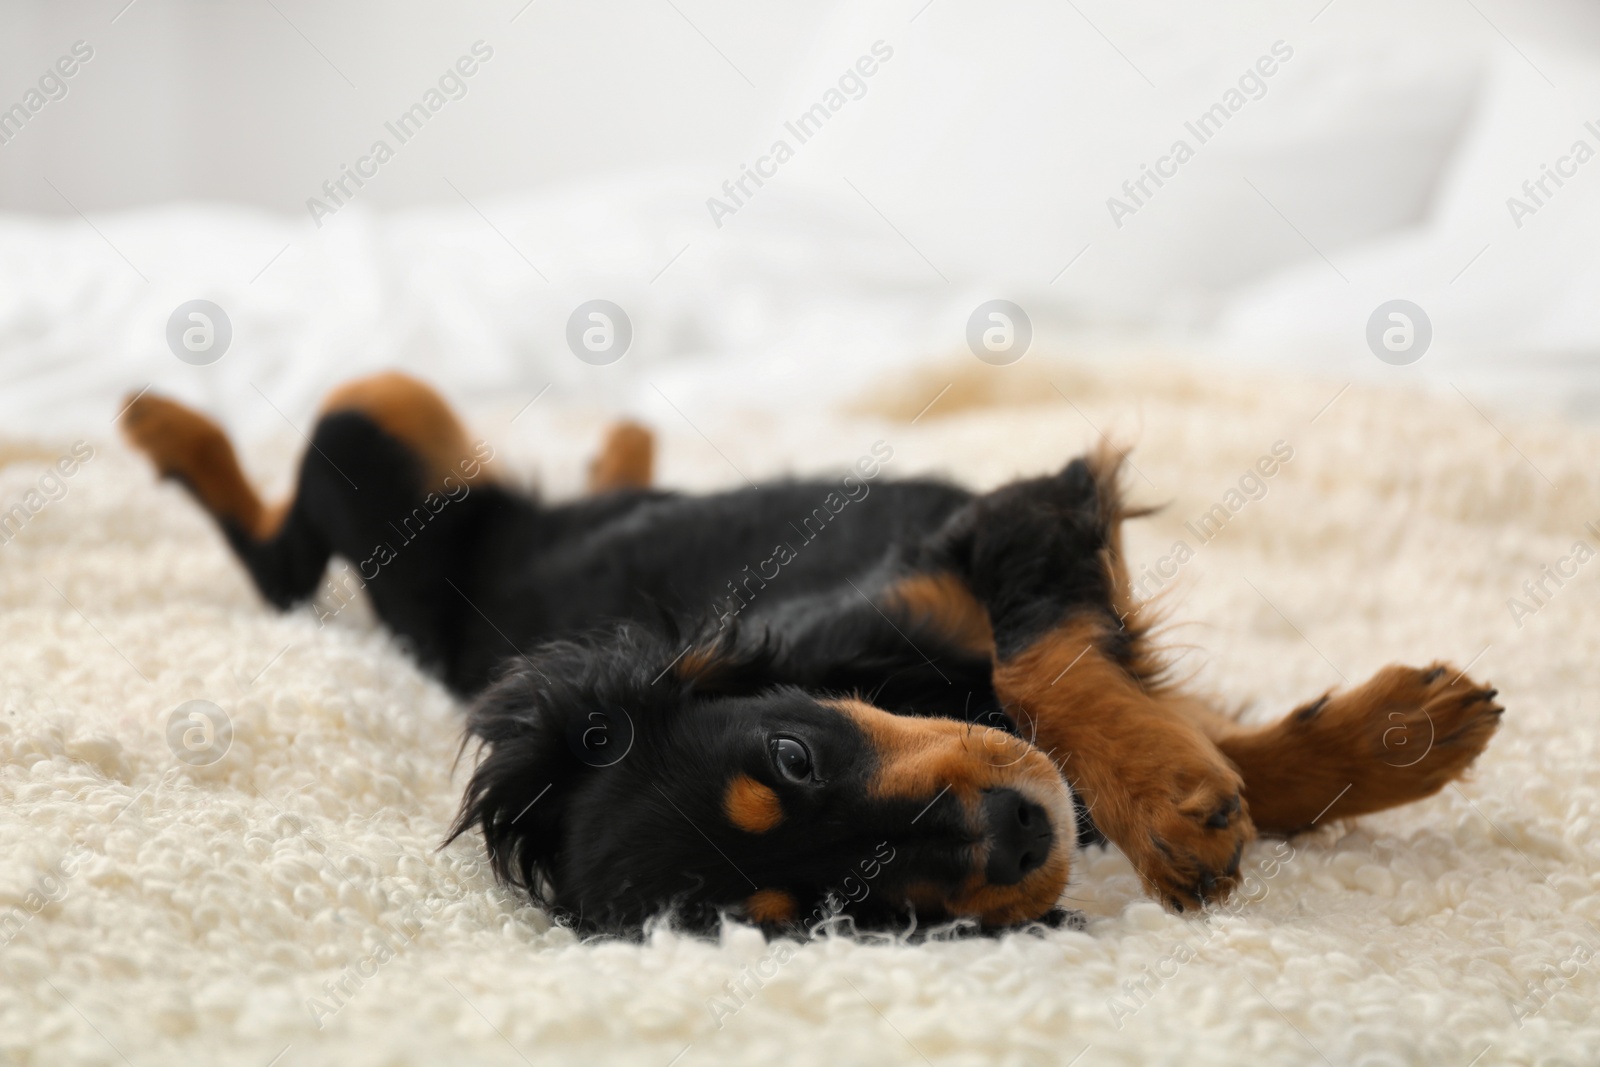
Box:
744;888;797;924
724;774;784;833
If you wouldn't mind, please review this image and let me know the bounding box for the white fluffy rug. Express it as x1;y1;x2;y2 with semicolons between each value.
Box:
3;360;1598;1066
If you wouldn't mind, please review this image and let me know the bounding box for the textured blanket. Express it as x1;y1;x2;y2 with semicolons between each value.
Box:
1;359;1595;1066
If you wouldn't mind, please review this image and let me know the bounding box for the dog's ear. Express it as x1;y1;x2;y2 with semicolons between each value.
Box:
446;623;776;898
448;630;669;895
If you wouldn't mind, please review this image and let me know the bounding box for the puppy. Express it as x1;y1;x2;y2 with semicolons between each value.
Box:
121;372;1503;932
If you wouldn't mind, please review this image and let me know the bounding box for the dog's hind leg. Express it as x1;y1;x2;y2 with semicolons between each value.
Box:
1177;666;1503;836
587;421;654;492
121;373;498;683
119;392;321;605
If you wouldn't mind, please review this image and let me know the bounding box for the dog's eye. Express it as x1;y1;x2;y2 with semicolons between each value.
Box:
771;737;813;782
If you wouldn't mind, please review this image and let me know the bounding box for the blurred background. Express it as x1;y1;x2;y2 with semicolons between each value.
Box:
3;0;1599;436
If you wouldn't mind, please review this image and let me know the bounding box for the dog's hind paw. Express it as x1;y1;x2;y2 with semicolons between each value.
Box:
1289;662;1504;826
118;392;277;537
1367;662;1504;786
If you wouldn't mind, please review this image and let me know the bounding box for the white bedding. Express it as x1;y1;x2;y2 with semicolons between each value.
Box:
2;356;1596;1065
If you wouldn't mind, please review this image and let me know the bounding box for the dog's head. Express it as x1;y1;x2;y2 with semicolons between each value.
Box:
448;627;1076;933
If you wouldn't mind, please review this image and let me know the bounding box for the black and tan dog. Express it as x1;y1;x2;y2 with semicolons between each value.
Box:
120;372;1503;932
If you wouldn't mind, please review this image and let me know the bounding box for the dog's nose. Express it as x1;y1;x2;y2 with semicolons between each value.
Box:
982;788;1054;885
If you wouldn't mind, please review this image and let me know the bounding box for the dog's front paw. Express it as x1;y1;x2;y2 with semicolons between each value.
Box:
1113;756;1255;912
